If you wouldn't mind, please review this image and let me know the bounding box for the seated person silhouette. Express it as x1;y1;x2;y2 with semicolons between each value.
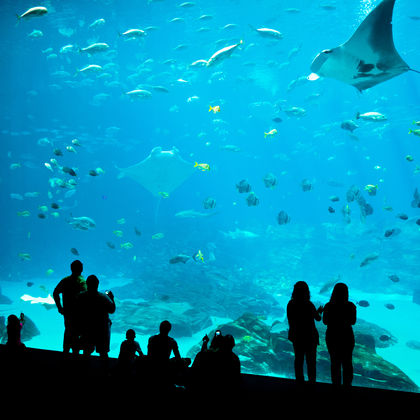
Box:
147;320;190;388
190;330;241;394
117;328;144;378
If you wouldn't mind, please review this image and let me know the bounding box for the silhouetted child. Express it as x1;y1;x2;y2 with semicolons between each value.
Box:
287;281;323;384
117;329;144;378
323;282;356;387
6;313;26;351
119;328;144;361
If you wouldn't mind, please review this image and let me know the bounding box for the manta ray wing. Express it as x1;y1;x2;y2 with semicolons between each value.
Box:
118;147;195;197
310;0;410;91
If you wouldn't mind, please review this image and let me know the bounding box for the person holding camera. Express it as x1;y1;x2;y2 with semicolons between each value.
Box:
77;274;116;359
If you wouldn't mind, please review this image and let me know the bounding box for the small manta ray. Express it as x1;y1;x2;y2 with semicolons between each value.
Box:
117;146;195;197
309;0;419;91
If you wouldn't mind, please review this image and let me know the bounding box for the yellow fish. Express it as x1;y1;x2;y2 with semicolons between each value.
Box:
194;162;210;171
113;230;123;237
194;250;204;262
264;129;278;138
158;191;170;198
46;268;54;276
209;105;220;113
116;218;126;224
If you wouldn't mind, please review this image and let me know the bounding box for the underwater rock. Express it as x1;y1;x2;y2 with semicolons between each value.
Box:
0;287;12;304
413;289;420;306
187;313;418;392
110;299;213;338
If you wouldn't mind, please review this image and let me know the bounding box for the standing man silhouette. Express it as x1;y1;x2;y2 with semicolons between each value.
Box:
53;260;87;354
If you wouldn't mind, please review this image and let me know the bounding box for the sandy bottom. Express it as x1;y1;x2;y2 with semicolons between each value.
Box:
1;278;419;389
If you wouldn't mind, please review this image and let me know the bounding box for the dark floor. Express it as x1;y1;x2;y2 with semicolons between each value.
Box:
1;345;419;412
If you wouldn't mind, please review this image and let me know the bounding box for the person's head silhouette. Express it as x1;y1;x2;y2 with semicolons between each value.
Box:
126;329;136;341
291;281;310;301
70;260;83;276
330;282;349;304
86;275;99;292
159;320;171;336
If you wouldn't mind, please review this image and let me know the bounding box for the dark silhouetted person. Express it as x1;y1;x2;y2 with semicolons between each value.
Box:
53;260;87;354
323;282;357;387
190;331;241;395
6;313;26;352
147;320;190;389
77;275;116;359
117;328;144;378
287;281;323;384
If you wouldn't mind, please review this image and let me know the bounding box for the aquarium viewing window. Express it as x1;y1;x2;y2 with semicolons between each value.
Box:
1;0;419;393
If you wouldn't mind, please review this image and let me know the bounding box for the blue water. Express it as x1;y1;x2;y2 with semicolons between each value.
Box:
1;0;420;391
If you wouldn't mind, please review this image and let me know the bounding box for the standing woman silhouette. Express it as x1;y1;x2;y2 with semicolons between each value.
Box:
323;282;357;386
287;281;323;384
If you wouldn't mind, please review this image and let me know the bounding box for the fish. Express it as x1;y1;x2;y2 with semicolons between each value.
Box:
67;215;96;231
384;228;401;237
125;89;152;99
17;7;48;20
203;197;216;209
18;253;31;261
409;128;420;137
301;179;313;192
152;232;164;240
119;29;146;39
158;191;170;198
175;209;216;218
89;18;106;28
194;162;210;171
70;248;79;256
246;192;259;206
206;40;243;67
134;227;142;236
341;120;359;132
356;112;387;122
277;210;291;225
113;230;123;237
263;173;277;189
80;42;110;54
309;0;419;91
209;105;220;113
220;228;259;239
251;26;283;39
62;167;77;177
360;253;379;267
77;64;103;74
264;129;278;138
388;274;400;283
411;188;420;208
320;276;340;294
236;180;252;193
169;254;191;264
120;242;134;249
106;241;116;249
357;300;370;307
193;250;204;262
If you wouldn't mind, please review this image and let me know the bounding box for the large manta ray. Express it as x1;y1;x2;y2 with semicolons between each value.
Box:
309;0;419;91
117;146;195;197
